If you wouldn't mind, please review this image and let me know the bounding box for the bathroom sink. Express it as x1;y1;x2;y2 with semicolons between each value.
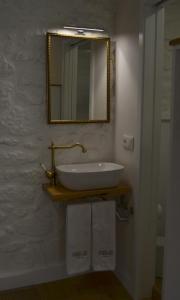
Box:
56;162;124;191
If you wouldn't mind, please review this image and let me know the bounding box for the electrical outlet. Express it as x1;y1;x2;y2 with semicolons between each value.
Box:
122;134;134;151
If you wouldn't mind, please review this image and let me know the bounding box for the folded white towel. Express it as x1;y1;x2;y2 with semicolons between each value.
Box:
66;203;91;275
92;200;116;271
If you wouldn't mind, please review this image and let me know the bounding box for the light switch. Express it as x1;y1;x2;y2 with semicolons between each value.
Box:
123;134;134;151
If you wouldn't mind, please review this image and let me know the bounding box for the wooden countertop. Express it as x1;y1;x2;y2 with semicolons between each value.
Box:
169;38;180;46
43;183;131;202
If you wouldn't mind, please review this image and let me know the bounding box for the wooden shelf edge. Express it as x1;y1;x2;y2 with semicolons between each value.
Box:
43;183;131;202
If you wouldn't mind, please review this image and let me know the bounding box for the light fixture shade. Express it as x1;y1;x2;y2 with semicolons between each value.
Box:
63;26;105;33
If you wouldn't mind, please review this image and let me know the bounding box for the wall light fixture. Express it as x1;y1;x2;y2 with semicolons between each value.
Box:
63;26;105;35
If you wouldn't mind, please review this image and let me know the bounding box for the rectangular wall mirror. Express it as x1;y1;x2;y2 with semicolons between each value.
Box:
46;32;110;124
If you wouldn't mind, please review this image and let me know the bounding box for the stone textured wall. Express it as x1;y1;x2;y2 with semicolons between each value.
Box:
0;0;116;278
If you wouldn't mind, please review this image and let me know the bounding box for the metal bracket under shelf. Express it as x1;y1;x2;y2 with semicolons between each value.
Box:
101;194;133;222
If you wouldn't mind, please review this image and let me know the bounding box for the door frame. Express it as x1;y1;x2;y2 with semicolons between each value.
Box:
162;45;180;300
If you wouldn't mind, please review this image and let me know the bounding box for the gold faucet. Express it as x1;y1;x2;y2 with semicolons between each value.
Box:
41;142;87;186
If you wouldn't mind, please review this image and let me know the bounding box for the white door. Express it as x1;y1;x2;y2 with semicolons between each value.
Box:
62;44;78;119
136;8;164;299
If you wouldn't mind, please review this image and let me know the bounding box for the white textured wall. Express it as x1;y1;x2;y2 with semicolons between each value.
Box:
0;0;116;287
115;0;142;297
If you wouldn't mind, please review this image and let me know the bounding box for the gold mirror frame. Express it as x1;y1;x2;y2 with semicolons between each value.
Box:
46;32;111;124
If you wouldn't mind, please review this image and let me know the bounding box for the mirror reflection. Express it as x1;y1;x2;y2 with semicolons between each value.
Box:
47;33;110;123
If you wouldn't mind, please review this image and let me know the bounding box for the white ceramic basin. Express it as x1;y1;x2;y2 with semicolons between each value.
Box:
56;162;124;191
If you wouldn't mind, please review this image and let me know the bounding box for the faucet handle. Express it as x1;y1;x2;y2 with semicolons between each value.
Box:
40;163;55;180
40;163;47;172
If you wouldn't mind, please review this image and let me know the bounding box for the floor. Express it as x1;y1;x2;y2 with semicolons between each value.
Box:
152;278;162;300
0;272;132;300
143;278;162;300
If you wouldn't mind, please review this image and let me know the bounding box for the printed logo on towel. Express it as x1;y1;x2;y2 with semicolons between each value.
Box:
98;250;113;257
72;250;88;259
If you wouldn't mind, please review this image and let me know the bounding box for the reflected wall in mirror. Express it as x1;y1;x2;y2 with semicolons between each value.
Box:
47;33;110;124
